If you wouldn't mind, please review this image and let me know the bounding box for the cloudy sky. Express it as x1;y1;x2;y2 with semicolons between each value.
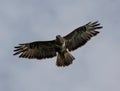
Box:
0;0;120;91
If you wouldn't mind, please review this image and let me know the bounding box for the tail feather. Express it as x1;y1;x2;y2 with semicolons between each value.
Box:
56;51;75;67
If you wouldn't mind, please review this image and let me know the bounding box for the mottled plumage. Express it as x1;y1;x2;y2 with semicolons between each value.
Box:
14;21;103;67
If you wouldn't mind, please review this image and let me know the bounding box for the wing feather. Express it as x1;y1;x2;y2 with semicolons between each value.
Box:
64;21;103;51
14;40;57;59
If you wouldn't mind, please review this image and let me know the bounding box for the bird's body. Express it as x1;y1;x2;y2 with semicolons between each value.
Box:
55;35;75;66
14;21;103;67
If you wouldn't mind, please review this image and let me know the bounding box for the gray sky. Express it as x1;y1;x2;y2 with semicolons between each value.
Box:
0;0;120;91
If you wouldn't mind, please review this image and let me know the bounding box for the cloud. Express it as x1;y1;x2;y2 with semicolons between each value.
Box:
0;0;120;91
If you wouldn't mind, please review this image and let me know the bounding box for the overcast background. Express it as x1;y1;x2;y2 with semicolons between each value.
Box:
0;0;120;91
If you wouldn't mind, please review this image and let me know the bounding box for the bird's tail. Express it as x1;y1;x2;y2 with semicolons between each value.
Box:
56;50;75;67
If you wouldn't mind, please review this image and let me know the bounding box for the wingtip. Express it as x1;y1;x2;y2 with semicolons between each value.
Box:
96;26;103;29
91;21;103;29
92;21;99;24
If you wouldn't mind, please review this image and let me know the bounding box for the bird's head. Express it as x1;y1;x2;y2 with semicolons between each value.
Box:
56;35;65;45
56;35;61;39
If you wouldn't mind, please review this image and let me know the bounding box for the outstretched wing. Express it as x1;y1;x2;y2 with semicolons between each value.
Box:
64;21;103;51
13;40;57;59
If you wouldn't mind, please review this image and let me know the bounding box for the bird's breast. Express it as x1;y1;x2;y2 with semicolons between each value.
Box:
55;41;66;53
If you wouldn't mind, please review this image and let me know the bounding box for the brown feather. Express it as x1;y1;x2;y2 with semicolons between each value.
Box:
14;40;57;59
13;21;102;67
64;21;103;51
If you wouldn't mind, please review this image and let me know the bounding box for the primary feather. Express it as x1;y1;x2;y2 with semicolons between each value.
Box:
64;21;102;51
14;41;56;59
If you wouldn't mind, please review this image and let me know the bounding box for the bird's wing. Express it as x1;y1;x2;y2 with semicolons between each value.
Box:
13;40;57;59
64;21;103;51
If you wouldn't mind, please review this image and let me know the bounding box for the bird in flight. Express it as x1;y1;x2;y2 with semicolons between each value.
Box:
14;21;103;67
